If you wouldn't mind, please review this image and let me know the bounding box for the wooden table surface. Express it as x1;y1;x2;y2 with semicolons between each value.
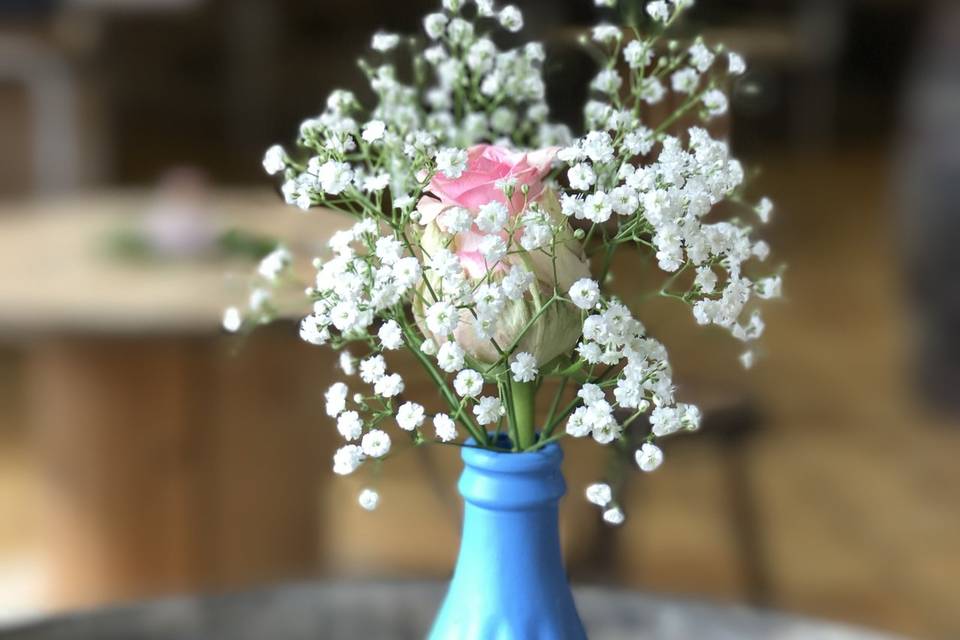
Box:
0;189;350;337
0;581;901;640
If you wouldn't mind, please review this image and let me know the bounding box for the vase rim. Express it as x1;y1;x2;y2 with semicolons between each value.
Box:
461;433;562;474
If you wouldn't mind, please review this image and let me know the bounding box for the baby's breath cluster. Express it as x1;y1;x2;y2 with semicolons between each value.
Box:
225;0;781;524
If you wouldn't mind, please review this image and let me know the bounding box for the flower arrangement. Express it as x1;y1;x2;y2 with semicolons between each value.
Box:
225;0;781;525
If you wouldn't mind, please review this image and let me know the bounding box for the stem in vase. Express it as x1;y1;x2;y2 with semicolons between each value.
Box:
511;379;537;451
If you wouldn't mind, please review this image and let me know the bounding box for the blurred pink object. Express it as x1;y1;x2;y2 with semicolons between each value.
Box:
143;168;217;256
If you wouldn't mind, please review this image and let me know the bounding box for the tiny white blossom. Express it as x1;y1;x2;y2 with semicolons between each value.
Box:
325;382;349;417
339;351;356;375
623;40;652;70
454;369;484;397
361;429;391;457
262;145;285;175
569;278;600;310
510;352;538;383
603;506;625;525
421;338;439;356
374;373;405;398
426;301;459;336
702;89;728;117
728;51;747;75
435;147;468;179
371;32;400;52
424;13;448;39
646;0;669;22
378;320;404;350
740;350;755;369
755;276;782;300
688;40;715;72
475;0;495;16
437;341;466;372
359;355;387;384
222;307;242;333
757;197;773;223
583;191;613;223
476;201;509;233
299;315;329;346
498;5;523;32
434;413;458;442
358;488;380;511
635;442;664;472
478;235;507;265
567;163;596;191
592;25;622;45
439;206;473;234
337;411;363;441
473;396;505;425
362;119;386;142
585;482;612;506
595;0;617;6
397;402;426;431
671;67;700;94
333;445;364;475
258;246;291;281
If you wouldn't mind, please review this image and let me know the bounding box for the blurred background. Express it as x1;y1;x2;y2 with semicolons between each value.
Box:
0;0;958;638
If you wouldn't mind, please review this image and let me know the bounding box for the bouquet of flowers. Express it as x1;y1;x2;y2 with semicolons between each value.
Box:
225;0;780;525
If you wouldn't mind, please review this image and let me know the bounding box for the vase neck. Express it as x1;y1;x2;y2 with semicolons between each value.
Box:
458;437;565;510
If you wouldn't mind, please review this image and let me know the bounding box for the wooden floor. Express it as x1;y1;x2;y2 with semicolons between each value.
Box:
0;146;958;638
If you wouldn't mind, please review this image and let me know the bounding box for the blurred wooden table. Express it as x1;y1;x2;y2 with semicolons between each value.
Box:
0;190;350;608
0;581;901;640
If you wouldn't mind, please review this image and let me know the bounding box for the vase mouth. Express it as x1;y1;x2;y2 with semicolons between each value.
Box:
461;433;563;474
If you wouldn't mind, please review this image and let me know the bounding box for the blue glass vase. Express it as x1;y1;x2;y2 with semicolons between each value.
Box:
429;435;588;639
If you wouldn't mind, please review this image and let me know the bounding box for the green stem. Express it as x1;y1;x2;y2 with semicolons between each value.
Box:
510;379;537;451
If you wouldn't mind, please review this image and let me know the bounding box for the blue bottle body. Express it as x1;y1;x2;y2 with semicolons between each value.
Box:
429;437;587;640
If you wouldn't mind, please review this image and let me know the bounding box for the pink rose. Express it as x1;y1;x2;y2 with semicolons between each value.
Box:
416;144;557;225
413;145;591;366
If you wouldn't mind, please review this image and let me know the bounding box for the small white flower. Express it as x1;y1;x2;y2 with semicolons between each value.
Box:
339;351;356;375
646;0;669;22
688;40;715;72
623;40;652;69
262;145;286;175
755;276;782;300
434;413;458;442
358;488;380;511
420;338;439;356
566;407;592;437
435;147;468;179
361;429;391;457
728;51;746;75
424;13;448;39
592;24;622;44
371;32;400;52
473;396;505;425
359;355;387;384
695;266;717;294
397;401;426;431
635;443;664;472
583;191;613;223
426;301;459;336
374;373;405;398
325;382;348;417
437;341;465;372
333;444;364;475
510;352;538;383
578;383;605;406
476;201;509;233
595;0;617;6
602;506;625;525
478;235;507;265
378;320;404;350
258;246;292;281
222;307;242;333
567;163;596;191
702;89;728;117
454;369;484;398
671;67;700;94
317;160;353;195
756;197;773;223
299;315;329;346
752;240;770;261
498;5;523;32
337;411;363;441
585;482;612;507
740;350;755;370
362;119;386;142
475;0;495;16
439;206;472;234
569;278;600;310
